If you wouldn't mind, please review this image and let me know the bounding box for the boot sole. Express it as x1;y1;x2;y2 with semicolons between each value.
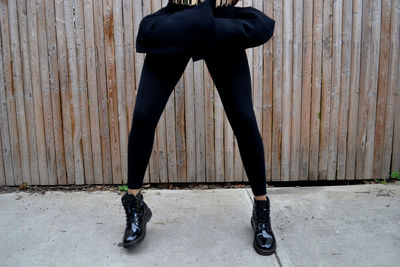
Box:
123;208;152;249
251;217;276;256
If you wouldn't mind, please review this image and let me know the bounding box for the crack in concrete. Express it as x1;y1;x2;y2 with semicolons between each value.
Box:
274;251;283;267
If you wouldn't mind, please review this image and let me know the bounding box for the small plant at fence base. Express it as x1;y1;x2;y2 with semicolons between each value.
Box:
374;179;388;185
374;172;400;185
118;185;128;192
390;172;400;180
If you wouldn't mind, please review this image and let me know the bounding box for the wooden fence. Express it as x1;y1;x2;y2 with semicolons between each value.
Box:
0;0;399;187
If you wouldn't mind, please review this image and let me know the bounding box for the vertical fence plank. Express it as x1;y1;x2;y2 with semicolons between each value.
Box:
0;130;4;185
300;0;313;181
122;0;137;184
132;0;144;107
253;0;263;149
309;0;323;181
385;0;400;175
290;0;303;181
17;0;40;185
0;31;5;185
165;67;178;184
143;1;158;185
176;63;188;183
0;25;14;185
241;0;252;182
64;0;85;185
37;0;58;185
337;0;352;180
113;0;128;185
84;0;104;185
346;0;363;180
103;0;122;185
252;0;264;183
204;57;216;183
224;97;234;182
26;0;48;185
93;0;113;184
156;89;168;185
214;71;224;183
184;57;196;183
253;0;263;129
75;0;94;185
8;0;30;185
45;0;67;185
356;0;372;180
326;0;342;180
364;0;381;179
271;0;282;181
194;59;206;182
281;0;293;181
133;0;144;94
123;0;135;130
373;0;392;178
262;0;273;182
392;65;400;174
54;0;75;185
319;0;333;180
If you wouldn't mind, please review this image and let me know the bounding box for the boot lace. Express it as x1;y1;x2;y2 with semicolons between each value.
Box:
122;199;142;226
255;206;272;233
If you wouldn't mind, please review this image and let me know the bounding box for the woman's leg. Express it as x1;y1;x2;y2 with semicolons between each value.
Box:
203;49;267;198
127;52;191;195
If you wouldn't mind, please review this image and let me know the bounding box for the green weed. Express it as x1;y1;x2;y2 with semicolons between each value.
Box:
118;185;128;192
374;179;387;185
390;171;400;180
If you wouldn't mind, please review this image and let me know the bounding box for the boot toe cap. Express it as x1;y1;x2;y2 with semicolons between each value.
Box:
255;229;275;249
123;228;142;243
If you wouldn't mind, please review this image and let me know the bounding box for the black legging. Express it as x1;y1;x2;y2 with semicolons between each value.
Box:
127;49;267;196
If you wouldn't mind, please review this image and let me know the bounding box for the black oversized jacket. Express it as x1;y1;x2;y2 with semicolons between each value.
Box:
136;0;275;62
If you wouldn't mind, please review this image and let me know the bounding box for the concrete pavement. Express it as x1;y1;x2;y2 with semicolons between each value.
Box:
1;183;399;266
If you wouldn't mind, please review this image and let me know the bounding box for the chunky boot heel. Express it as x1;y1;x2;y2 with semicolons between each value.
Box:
121;191;152;249
250;196;276;255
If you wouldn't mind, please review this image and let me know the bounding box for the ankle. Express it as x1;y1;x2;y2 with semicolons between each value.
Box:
128;188;141;197
254;194;267;201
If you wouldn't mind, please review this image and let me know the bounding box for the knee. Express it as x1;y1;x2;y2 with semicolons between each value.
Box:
231;111;259;135
131;106;157;130
236;111;258;127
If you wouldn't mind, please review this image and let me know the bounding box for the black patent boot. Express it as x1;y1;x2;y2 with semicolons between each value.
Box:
121;191;152;248
250;195;276;255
